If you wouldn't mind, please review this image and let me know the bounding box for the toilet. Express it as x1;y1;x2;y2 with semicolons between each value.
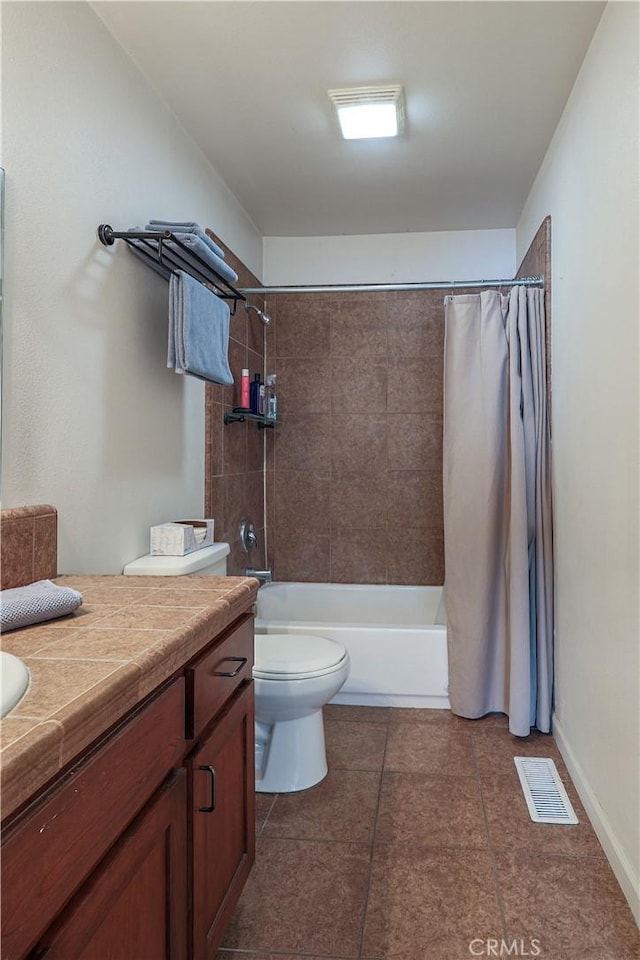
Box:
123;543;350;793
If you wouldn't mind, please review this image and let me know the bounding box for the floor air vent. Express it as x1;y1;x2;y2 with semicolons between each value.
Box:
514;757;579;825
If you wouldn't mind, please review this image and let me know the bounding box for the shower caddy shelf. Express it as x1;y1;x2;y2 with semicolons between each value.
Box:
224;410;275;430
96;224;246;313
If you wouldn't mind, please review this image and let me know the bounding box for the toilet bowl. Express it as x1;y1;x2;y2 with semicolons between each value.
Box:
254;633;350;793
123;544;349;794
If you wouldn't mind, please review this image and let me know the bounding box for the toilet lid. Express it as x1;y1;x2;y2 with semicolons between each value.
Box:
254;633;346;677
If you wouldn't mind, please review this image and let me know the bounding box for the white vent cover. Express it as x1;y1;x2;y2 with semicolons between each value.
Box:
514;757;579;825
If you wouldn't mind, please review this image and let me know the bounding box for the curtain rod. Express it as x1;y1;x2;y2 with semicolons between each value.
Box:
239;276;544;295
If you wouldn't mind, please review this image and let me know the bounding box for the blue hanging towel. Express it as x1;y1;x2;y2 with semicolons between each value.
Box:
168;271;234;386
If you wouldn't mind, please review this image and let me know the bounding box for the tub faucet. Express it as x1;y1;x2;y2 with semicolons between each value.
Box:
244;568;273;583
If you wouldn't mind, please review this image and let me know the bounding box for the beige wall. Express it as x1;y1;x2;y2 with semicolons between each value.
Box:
1;2;261;573
517;2;639;922
263;228;515;286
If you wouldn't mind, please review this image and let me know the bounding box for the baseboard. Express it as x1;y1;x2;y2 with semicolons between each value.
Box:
331;692;450;709
552;712;640;927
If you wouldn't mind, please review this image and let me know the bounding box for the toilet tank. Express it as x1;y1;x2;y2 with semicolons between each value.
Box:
123;542;230;577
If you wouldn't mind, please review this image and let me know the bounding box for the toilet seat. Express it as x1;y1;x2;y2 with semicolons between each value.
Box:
253;633;347;681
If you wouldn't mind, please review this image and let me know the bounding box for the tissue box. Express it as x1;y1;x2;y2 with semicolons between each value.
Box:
150;519;215;556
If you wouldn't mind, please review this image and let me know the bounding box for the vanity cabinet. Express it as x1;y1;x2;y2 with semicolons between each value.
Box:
189;685;254;960
186;612;255;960
1;612;255;960
27;770;188;960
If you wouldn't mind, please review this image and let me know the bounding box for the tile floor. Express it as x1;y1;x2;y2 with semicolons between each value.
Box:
218;705;640;960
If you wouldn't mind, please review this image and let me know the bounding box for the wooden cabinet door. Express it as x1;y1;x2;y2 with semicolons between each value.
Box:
189;682;255;960
31;770;187;960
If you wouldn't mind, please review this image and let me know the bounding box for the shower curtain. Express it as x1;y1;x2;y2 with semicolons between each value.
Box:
443;287;553;737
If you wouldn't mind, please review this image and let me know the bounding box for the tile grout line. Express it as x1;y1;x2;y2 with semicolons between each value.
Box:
258;792;279;838
356;711;391;959
470;731;510;943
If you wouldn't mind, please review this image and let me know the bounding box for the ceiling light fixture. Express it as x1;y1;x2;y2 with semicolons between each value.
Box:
328;84;405;140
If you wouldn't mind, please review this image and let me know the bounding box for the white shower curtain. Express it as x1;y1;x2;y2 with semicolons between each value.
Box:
443;287;553;737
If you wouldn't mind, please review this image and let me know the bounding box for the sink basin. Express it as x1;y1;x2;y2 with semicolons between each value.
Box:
1;651;30;718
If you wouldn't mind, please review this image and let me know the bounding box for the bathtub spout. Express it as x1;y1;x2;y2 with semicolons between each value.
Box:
245;568;273;583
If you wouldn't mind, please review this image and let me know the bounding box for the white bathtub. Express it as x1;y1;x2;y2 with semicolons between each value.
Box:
255;582;449;709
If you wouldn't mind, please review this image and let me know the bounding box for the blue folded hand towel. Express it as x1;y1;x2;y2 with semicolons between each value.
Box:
160;233;238;284
168;271;234;386
0;580;83;631
145;220;226;260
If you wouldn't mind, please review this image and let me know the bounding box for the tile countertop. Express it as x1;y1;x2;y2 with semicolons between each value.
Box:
0;574;259;823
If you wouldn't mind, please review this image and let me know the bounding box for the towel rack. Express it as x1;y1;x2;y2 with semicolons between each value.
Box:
97;225;246;314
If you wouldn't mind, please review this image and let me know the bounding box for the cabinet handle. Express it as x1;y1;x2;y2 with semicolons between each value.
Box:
211;656;248;678
198;765;216;813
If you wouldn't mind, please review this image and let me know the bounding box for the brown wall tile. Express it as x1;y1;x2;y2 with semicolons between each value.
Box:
387;357;443;414
275;358;331;414
331;528;387;584
330;471;387;529
387;470;443;530
274;416;331;474
331;415;387;474
331;298;388;357
223;413;248;476
387;415;442;471
272;530;330;582
274;472;331;536
386;291;445;356
387;533;445;586
331;358;387;413
275;296;332;358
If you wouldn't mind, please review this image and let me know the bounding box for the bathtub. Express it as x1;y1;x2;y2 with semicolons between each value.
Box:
255;582;449;709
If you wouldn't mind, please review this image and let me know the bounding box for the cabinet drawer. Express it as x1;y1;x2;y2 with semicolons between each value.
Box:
186;614;254;739
1;679;185;960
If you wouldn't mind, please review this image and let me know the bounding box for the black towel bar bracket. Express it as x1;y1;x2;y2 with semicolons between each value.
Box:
97;224;246;315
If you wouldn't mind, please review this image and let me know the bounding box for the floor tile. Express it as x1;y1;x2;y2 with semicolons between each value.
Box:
388;706;469;726
222;838;370;957
361;842;503;960
376;771;488;847
325;703;390;725
218;954;367;960
481;774;605;859
263;768;380;843
472;727;569;778
325;720;388;771
384;722;475;775
495;850;640;960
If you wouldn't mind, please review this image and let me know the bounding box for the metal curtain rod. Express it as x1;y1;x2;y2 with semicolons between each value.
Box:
239;276;544;295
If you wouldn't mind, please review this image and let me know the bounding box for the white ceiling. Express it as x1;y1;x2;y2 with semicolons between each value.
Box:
94;1;604;237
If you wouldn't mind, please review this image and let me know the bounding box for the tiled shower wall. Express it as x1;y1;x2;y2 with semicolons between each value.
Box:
205;221;550;585
204;232;270;576
265;290;449;584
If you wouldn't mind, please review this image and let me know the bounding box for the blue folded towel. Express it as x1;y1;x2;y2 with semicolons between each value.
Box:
168;271;234;385
160;233;238;285
145;220;226;261
0;580;83;631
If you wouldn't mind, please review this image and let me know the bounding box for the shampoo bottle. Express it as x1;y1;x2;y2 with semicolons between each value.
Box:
250;374;262;414
265;374;277;421
240;369;250;410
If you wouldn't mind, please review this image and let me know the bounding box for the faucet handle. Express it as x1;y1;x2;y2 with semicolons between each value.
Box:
240;519;258;552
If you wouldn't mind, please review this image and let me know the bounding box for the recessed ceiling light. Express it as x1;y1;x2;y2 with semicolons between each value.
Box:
328;85;405;140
